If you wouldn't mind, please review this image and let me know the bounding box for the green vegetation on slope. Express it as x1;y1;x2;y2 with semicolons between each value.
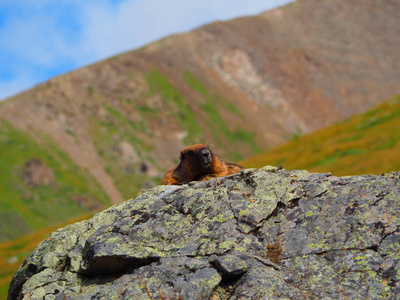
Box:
0;121;110;242
183;71;260;159
87;69;261;200
241;95;400;176
146;70;203;144
88;104;160;200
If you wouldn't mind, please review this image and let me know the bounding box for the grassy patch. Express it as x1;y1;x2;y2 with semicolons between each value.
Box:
87;85;95;96
356;99;400;130
338;148;367;156
103;105;150;137
228;151;245;161
232;129;260;153
240;95;400;176
0;121;109;242
183;71;209;97
290;128;303;140
183;71;259;153
373;137;400;151
357;115;394;130
183;71;243;117
88;105;159;199
134;103;160;115
119;96;133;104
339;135;362;143
146;70;202;143
200;99;230;146
220;98;243;117
306;148;366;169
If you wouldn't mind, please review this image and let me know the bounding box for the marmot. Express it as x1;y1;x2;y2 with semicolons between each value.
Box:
162;144;244;185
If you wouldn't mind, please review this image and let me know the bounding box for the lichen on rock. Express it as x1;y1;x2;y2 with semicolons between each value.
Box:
8;167;400;299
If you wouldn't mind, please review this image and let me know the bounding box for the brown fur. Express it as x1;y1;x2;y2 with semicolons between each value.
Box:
162;144;243;185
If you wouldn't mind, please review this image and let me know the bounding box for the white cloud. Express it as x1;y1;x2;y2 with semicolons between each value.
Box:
1;17;60;67
0;0;294;100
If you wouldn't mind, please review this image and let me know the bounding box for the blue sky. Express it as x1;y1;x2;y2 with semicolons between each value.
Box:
0;0;293;100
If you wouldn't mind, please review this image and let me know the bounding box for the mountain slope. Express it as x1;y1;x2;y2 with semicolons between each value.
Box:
0;121;109;242
241;95;400;176
0;0;399;240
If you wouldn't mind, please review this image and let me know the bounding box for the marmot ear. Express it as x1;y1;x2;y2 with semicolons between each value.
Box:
180;151;185;160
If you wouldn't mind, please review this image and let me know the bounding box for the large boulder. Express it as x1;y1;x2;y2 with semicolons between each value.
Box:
8;167;400;299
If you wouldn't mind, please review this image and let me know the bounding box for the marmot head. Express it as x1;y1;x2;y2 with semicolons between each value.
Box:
180;144;213;176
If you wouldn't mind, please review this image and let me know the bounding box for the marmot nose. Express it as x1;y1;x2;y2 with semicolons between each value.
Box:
200;148;210;158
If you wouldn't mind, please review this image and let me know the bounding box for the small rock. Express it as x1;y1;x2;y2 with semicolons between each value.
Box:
22;158;55;188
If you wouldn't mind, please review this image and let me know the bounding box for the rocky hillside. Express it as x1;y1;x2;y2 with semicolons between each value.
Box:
1;0;400;241
8;167;400;299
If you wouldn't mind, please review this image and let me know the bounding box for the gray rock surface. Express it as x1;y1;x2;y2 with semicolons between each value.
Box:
8;167;400;299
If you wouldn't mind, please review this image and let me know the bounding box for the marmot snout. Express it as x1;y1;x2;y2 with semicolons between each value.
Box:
198;147;212;167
